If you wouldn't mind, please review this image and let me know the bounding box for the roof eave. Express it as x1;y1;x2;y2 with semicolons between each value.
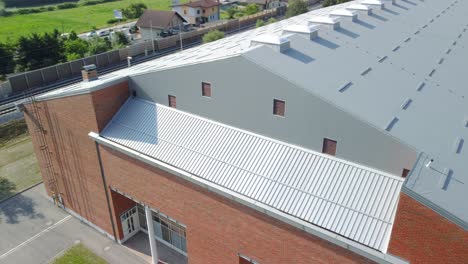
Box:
89;131;409;264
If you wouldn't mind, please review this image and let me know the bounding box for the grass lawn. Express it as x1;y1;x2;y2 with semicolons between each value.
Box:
0;120;42;201
0;0;178;42
52;244;108;264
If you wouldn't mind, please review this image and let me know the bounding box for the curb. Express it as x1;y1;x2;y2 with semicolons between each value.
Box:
0;181;43;204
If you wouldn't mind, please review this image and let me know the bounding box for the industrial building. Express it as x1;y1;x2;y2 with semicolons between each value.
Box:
20;0;468;263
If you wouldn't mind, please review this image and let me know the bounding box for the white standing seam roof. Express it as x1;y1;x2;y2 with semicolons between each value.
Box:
101;98;404;252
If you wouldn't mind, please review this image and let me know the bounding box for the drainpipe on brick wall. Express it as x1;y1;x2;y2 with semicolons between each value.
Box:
95;142;118;243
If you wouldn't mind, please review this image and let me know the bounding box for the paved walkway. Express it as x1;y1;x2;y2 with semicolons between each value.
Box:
0;184;148;264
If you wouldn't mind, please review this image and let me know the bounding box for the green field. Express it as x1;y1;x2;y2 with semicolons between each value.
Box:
52;244;108;264
0;0;176;42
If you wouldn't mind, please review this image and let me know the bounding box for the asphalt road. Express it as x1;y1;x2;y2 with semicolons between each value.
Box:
0;184;148;264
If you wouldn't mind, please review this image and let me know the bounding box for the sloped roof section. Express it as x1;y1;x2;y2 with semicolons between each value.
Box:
136;10;187;29
102;97;405;252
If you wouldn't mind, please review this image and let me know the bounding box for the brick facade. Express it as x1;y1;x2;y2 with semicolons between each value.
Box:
100;146;374;264
23;82;129;239
24;80;468;264
110;190;137;240
388;193;468;264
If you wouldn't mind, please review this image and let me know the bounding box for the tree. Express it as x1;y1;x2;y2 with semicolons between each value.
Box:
64;38;88;61
122;3;147;19
0;0;6;17
0;43;14;79
226;6;237;19
286;0;308;18
114;32;129;47
244;3;259;15
87;36;111;55
202;30;224;43
68;31;79;41
322;0;351;7
15;30;64;72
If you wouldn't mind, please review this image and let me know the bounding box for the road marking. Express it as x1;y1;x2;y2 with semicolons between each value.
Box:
0;215;72;259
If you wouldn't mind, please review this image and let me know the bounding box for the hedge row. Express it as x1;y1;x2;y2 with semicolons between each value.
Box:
3;0;76;8
1;0;121;17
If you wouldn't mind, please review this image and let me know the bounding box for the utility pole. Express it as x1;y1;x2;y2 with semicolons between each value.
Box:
179;22;183;51
150;20;155;53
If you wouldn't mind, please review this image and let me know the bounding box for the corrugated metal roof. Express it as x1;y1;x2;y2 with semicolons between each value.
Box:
102;97;404;252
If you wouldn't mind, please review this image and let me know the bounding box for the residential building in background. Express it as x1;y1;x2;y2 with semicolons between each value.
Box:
171;0;220;25
136;10;187;40
241;0;282;10
19;0;468;263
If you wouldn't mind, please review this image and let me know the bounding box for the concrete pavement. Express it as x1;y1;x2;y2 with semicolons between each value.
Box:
0;184;148;264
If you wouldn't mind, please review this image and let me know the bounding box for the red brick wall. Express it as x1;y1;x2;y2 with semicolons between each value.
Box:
110;190;136;240
92;81;130;131
100;146;375;264
388;193;468;264
23;81;129;238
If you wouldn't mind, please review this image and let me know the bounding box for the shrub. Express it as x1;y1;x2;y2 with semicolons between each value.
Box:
57;2;77;9
267;17;277;24
82;0;102;6
244;3;259;15
47;6;55;11
285;0;308;18
202;29;224;43
122;2;147;19
17;8;43;14
107;18;126;24
256;19;266;27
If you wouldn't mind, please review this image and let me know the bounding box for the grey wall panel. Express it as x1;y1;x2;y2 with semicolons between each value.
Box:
130;56;417;175
108;50;121;64
42;66;59;84
96;53;109;67
119;48;129;60
25;70;44;88
84;56;97;66
8;75;28;94
70;60;84;75
56;63;72;79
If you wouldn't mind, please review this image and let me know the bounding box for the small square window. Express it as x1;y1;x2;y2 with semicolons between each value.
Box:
273;99;285;116
402;168;410;178
202;82;211;97
322;138;337;156
168;95;176;108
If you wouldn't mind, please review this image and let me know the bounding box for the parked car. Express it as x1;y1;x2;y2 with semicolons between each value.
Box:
98;30;110;37
86;31;98;38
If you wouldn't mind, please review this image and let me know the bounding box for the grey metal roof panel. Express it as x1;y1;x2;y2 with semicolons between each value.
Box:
238;0;468;227
102;97;404;252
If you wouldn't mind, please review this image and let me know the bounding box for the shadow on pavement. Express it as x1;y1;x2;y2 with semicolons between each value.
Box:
0;179;44;224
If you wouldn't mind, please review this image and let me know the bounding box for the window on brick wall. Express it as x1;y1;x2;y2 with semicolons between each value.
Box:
402;168;410;178
239;254;258;264
202;82;211;97
273;99;285;116
168;95;176;108
322;138;337;156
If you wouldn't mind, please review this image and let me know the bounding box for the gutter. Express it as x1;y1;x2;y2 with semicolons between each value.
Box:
89;131;408;264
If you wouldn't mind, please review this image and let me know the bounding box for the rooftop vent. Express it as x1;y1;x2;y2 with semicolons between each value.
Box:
250;35;291;53
82;64;97;82
282;25;319;40
361;0;384;9
346;4;373;15
309;16;340;30
385;117;399;131
330;9;358;22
